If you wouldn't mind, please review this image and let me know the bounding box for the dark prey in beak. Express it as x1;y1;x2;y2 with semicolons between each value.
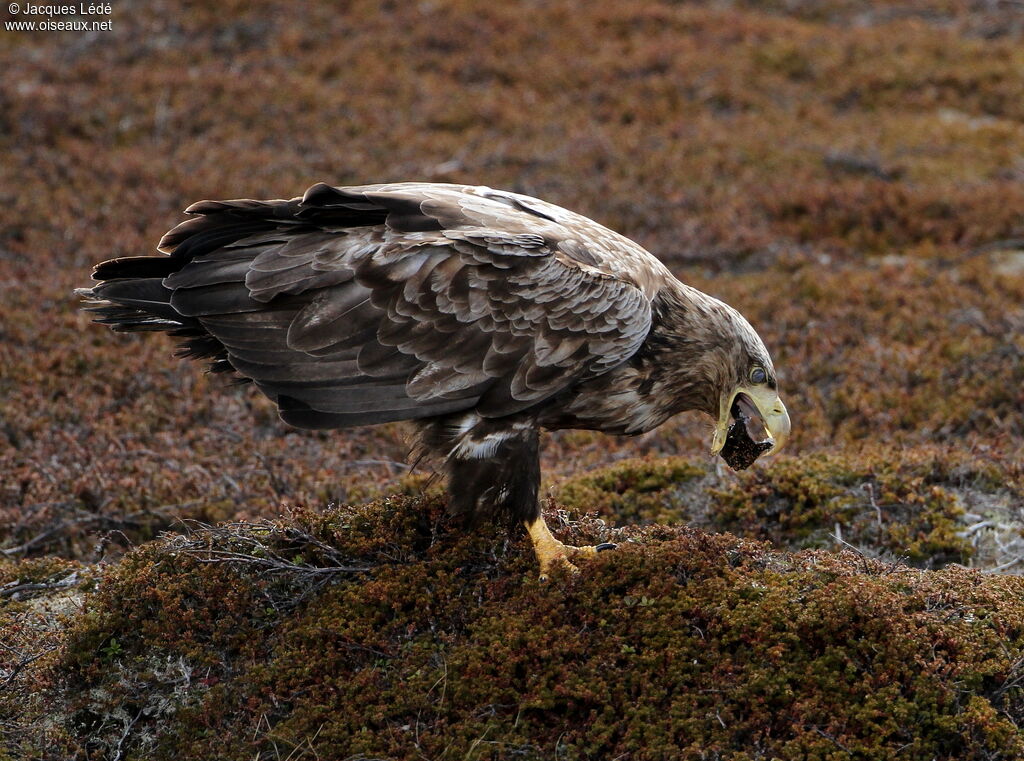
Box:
720;393;773;470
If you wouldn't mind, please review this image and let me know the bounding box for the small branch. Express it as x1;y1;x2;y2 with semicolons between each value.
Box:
0;503;197;557
0;646;58;690
186;550;369;575
863;483;884;545
110;709;143;761
167;521;374;597
823;150;901;182
812;726;853;754
984;555;1024;574
0;570;80;600
962;238;1024;260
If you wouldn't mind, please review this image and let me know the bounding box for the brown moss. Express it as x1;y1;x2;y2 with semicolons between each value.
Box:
18;498;1023;760
3;0;1024;562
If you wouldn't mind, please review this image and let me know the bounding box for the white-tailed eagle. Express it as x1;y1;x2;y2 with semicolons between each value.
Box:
79;182;790;577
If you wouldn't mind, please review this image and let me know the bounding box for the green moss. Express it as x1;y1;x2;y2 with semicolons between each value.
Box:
550;450;1012;568
555;456;707;524
709;451;975;565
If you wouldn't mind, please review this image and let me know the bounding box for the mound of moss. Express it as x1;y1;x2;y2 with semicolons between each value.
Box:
555;449;1024;569
553;456;708;525
6;497;1024;760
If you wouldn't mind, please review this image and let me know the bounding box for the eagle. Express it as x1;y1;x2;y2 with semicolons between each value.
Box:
79;182;790;578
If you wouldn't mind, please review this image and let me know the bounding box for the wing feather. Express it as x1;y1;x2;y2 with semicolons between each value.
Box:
287;287;375;353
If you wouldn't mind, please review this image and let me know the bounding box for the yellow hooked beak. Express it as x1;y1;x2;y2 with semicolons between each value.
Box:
710;384;791;460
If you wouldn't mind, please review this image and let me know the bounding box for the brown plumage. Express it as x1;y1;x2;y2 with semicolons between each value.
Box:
79;182;791;577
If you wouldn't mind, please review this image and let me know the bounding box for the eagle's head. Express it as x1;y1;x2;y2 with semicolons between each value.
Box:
709;361;791;471
652;284;790;470
704;304;790;470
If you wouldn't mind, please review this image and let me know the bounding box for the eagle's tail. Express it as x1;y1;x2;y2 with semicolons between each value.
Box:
77;197;306;375
75;256;232;372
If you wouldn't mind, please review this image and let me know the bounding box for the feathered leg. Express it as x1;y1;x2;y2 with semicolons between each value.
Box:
441;415;542;526
425;414;615;579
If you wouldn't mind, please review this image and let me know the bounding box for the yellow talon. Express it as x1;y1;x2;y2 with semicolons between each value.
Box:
524;516;614;580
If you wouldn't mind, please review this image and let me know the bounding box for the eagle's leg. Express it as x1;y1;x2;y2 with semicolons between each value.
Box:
524;514;579;577
429;413;615;578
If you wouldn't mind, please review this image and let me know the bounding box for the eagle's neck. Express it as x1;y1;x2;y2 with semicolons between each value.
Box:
545;281;740;436
631;282;741;420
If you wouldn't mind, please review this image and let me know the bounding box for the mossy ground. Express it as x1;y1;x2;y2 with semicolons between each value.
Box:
7;499;1024;760
555;447;1024;570
3;0;1024;757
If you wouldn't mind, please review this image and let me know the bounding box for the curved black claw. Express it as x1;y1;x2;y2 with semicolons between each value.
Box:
595;542;617;552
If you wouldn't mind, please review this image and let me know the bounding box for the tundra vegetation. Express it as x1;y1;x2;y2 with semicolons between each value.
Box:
1;1;1023;758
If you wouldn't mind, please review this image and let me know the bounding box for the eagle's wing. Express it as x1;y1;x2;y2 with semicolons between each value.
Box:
93;183;663;428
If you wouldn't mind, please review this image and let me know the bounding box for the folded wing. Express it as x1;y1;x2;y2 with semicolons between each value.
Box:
85;183;659;429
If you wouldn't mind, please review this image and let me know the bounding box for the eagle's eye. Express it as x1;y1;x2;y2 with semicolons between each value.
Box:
750;367;767;384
